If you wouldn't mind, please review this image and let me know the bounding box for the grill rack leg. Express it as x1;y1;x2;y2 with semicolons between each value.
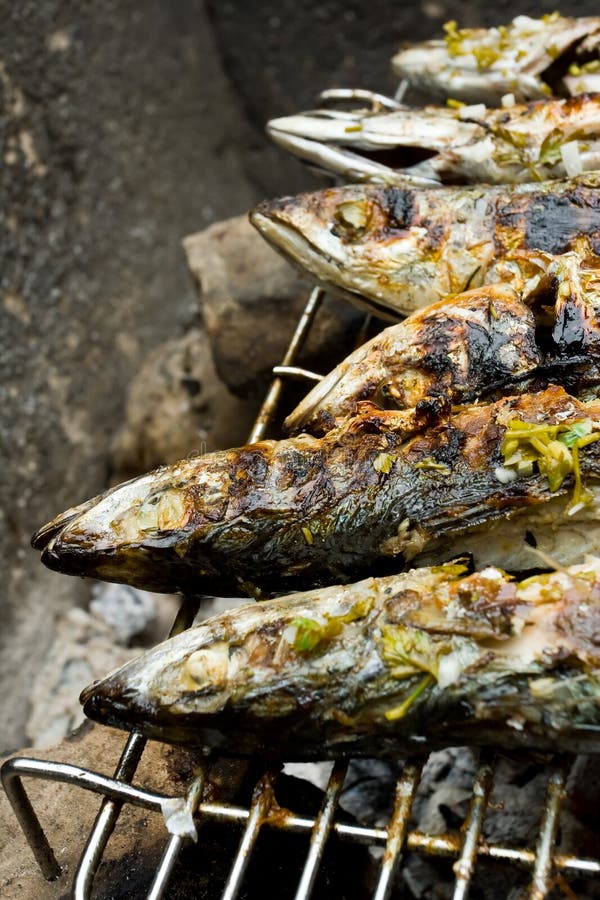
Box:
1;755;174;882
1;758;62;881
221;769;278;900
372;761;422;900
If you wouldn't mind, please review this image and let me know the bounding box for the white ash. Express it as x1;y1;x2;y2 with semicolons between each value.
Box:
90;582;157;643
284;762;334;794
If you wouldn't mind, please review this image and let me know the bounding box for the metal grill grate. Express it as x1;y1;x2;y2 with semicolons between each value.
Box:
3;286;600;899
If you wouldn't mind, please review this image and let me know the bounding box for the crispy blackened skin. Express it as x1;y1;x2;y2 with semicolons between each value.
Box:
285;283;540;435
81;559;600;758
545;254;600;386
250;175;600;319
33;386;600;596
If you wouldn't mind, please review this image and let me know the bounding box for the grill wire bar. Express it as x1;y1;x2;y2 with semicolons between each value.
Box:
294;760;348;900
452;754;495;900
372;761;421;900
528;760;570;900
221;769;279;900
3;285;600;899
147;772;205;900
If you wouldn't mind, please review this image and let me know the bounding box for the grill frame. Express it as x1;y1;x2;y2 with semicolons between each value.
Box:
3;286;600;900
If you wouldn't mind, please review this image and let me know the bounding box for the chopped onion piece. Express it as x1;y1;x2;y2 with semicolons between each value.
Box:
459;103;486;119
501;93;515;108
561;141;583;176
161;797;197;842
494;466;518;484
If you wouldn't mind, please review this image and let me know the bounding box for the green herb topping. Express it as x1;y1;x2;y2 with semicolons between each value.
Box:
291;598;374;655
499;417;600;513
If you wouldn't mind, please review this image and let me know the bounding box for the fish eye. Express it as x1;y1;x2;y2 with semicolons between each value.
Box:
186;643;230;688
332;199;371;241
376;380;404;409
136;489;188;532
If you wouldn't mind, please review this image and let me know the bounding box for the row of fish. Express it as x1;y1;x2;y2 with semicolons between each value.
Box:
36;14;600;756
36;223;600;752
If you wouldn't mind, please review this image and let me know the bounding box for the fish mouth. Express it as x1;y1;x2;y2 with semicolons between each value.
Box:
250;208;341;277
39;520;228;594
81;675;150;732
39;517;163;589
268;113;350;143
31;495;101;550
81;673;233;749
40;536;106;578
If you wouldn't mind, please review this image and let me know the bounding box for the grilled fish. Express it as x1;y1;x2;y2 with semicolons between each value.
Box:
250;175;600;319
392;14;600;105
32;386;600;596
285;253;600;434
81;557;600;758
268;94;600;186
285;283;539;434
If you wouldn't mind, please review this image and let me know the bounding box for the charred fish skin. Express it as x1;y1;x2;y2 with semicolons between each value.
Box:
285;283;540;435
268;94;600;186
81;558;600;759
392;14;600;105
545;253;600;384
250;175;600;319
32;386;600;596
285;252;600;436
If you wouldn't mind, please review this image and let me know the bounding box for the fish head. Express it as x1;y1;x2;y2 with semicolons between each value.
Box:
79;597;339;752
32;457;228;593
251;184;440;319
80;584;385;754
80;623;242;746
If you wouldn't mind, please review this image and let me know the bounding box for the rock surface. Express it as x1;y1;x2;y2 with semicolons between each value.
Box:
0;0;264;751
89;583;157;645
111;328;256;482
184;214;364;400
25;607;137;748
